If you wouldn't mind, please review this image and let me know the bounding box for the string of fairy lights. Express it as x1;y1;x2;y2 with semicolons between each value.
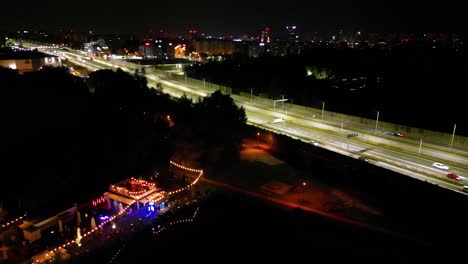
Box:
166;161;203;196
127;178;156;196
148;194;165;204
107;243;126;264
110;177;156;197
169;160;203;173
152;206;199;237
1;215;24;229
42;203;134;260
153;218;194;236
38;160;203;262
192;206;199;219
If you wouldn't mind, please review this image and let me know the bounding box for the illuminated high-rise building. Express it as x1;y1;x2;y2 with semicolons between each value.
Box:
261;26;271;43
286;25;298;42
188;29;199;39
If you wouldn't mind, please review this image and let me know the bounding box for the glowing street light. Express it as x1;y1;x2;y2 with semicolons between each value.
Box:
375;110;380;131
450;123;457;148
321;101;325;120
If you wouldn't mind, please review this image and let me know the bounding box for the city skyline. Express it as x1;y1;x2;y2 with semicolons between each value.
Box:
1;1;464;36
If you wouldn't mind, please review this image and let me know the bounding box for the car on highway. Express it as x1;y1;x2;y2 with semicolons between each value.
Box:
271;118;284;124
358;156;369;162
462;186;468;193
393;132;405;137
432;162;450;170
309;140;319;146
446;172;461;181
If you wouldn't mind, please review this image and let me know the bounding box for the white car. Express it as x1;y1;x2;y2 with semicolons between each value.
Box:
432;162;449;170
271;118;284;124
309;140;319;146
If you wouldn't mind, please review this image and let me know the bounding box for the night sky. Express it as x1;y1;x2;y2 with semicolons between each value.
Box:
1;1;464;35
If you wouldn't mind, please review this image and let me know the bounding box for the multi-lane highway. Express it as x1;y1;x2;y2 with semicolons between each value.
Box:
29;44;468;194
246;108;468;185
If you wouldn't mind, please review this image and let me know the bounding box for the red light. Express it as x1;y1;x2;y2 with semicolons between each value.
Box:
145;42;151;46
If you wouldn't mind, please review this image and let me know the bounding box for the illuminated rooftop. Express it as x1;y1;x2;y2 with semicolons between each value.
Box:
109;177;159;200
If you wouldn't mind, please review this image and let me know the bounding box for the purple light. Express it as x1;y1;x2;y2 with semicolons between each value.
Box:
99;215;110;221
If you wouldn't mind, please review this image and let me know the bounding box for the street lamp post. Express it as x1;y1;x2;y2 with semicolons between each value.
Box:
301;181;307;203
347;133;358;152
321;101;325;120
375;111;380;131
418;139;423;156
282;94;285;111
274;98;288;110
450;123;457;147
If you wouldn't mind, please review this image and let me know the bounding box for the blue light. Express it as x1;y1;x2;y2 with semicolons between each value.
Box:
148;201;155;212
99;215;110;221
